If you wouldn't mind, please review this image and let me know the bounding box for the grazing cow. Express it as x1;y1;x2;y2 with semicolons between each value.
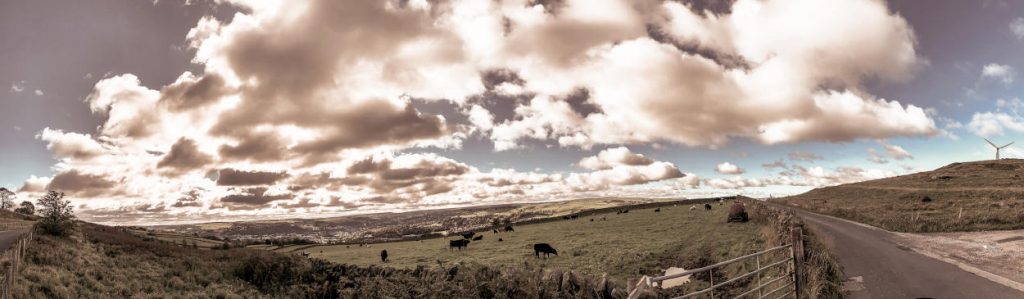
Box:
504;225;515;232
301;252;310;257
689;205;696;211
493;229;499;234
449;239;470;250
654;208;661;212
473;235;483;241
381;250;389;263
590;218;594;222
622;209;629;214
704;203;712;210
534;243;558;258
462;232;476;239
498;238;503;242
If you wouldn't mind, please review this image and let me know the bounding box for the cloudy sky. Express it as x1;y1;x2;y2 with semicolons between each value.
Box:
2;0;1024;225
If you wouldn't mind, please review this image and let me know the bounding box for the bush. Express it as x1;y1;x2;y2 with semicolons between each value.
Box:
15;201;35;215
38;191;75;236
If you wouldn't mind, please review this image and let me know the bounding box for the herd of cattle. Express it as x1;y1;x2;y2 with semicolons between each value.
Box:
304;198;747;263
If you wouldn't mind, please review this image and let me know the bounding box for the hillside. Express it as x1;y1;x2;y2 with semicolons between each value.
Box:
150;197;688;244
10;200;806;298
268;203;764;288
773;159;1024;232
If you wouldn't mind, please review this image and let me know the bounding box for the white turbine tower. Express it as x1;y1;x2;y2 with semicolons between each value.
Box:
985;138;1015;160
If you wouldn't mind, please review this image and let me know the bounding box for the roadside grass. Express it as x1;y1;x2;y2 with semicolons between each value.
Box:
774;159;1024;233
269;204;767;290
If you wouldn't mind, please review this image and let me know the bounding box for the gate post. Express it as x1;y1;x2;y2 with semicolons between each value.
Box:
791;226;805;299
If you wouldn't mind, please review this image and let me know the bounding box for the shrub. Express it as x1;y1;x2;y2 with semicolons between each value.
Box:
14;201;35;215
38;191;76;236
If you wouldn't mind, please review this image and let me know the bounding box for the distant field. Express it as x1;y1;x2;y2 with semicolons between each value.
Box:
125;229;228;248
268;203;767;286
775;159;1024;233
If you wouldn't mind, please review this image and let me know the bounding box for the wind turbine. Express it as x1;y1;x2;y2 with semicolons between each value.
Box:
985;138;1014;160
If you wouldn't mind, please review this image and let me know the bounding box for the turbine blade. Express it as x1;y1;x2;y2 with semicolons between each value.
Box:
1001;142;1015;148
985;138;996;147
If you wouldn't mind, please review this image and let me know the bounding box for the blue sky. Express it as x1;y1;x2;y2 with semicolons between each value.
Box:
2;0;1024;224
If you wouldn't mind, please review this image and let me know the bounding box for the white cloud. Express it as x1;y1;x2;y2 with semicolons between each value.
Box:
968;112;1024;137
33;89;44;96
577;147;654;171
1011;17;1024;39
981;63;1015;85
9;81;24;93
715;162;745;175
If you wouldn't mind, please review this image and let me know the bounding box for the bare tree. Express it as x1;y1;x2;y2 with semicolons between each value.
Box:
14;201;35;215
0;188;14;210
39;191;76;236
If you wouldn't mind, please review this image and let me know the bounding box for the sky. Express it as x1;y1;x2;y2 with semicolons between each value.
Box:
2;0;1024;225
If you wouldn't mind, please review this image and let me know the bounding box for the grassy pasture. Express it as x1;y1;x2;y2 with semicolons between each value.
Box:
125;229;228;248
270;204;767;285
775;159;1024;233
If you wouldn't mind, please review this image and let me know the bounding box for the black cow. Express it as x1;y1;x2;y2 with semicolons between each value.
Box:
449;239;470;250
504;225;515;232
534;243;558;258
654;208;661;212
493;229;499;233
498;238;503;242
473;235;483;241
621;209;629;214
704;203;712;210
381;250;389;263
462;232;476;239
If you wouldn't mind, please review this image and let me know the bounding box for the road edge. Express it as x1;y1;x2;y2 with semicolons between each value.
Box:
774;202;1024;294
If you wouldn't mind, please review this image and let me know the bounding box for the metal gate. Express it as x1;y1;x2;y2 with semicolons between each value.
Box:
628;227;804;299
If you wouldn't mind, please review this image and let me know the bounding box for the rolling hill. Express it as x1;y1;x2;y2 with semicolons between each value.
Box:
772;159;1024;232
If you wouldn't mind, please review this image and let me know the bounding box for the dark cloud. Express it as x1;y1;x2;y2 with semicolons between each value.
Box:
220;187;293;206
159;73;230;111
218;131;288;162
644;23;750;70
47;169;117;196
158;138;214;173
481;69;525;90
279;198;320;209
563;88;602;118
289;101;446;159
171;188;204;208
216;169;289;186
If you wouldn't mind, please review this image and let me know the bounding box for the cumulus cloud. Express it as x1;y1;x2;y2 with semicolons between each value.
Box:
19;0;939;224
1012;17;1024;39
9;81;24;93
968;112;1024;137
37;128;106;160
981;63;1015;85
715;162;745;174
577;147;655;170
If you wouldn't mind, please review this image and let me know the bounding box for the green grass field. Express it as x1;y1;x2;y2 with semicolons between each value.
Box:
270;204;767;285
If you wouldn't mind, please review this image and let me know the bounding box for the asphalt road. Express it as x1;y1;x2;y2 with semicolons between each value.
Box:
781;207;1024;299
0;228;29;252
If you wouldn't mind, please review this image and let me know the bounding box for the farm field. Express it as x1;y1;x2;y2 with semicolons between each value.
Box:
268;203;767;285
125;229;228;249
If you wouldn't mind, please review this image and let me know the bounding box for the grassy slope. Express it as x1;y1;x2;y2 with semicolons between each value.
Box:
774;159;1024;233
270;204;766;287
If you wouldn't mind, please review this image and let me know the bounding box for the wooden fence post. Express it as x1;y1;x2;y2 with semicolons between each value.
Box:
791;226;805;299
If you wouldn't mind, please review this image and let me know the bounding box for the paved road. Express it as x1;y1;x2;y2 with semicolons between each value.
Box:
779;206;1024;298
0;228;29;251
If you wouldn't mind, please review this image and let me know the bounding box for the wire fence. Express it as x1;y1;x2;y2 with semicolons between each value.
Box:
0;226;36;299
